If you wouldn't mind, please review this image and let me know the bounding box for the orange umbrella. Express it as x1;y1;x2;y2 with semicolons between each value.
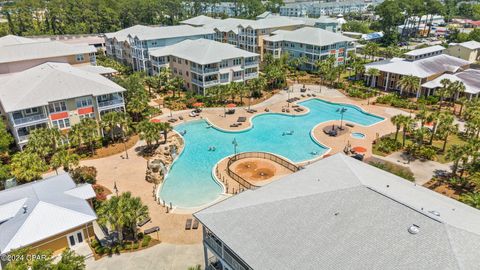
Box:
352;146;367;153
193;102;204;107
226;103;237;108
150;118;161;123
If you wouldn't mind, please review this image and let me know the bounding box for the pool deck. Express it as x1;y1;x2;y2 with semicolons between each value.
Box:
83;84;405;251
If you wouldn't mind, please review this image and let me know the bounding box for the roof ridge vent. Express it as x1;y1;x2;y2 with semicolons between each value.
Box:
408;224;420;235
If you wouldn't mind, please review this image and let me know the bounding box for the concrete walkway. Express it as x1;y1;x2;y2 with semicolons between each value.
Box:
373;152;452;185
85;243;204;270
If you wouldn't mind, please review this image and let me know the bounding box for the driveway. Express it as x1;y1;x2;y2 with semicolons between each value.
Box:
85;243;204;270
373;152;452;185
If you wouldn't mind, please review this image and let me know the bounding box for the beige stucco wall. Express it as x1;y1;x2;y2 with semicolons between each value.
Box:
28;223;94;256
0;53;92;74
446;45;479;62
169;57;195;91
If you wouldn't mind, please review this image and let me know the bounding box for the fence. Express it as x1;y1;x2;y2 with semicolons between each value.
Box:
225;152;300;190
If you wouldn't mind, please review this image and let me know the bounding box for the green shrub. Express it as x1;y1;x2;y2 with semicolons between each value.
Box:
376;94;417;109
70;166;97;184
369;161;415;181
91;239;99;248
142;235;152;247
94;246;105;255
133;243;140;249
376;137;402;154
124;242;132;250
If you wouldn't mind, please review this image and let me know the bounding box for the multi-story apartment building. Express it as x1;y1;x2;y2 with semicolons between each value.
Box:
263;27;356;70
0;35;96;74
280;1;373;17
237;18;305;58
149;39;259;95
104;25;153;66
446;41;480;62
0;62;126;149
128;25;215;74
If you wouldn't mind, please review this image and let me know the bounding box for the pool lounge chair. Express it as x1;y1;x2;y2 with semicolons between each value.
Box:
179;116;184;120
237;117;246;122
346;123;354;128
185;219;192;230
192;219;199;230
144;226;160;234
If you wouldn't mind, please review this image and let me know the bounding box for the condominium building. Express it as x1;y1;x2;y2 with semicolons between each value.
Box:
446;41;480;62
0;62;126;149
128;25;215;74
263;27;356;70
104;25;153;66
149;39;259;95
195;154;480;270
0;173;97;266
364;46;471;97
0;35;96;74
280;1;372;17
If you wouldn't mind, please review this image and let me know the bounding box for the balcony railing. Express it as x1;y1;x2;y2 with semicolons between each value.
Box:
98;99;124;108
244;72;258;79
191;66;219;74
205;237;223;257
17;134;30;142
13;114;48;125
244;61;258;67
192;78;219;87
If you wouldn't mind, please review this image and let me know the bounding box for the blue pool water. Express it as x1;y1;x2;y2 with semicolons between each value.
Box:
159;99;384;208
351;132;366;139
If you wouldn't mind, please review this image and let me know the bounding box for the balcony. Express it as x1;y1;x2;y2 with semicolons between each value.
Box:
17;134;30;143
244;72;258;79
192;78;219;87
12;114;48;126
243;61;258;67
98;98;124;108
191;66;219;74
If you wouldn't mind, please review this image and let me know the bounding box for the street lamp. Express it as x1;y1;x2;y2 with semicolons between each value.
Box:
338;107;347;130
232;138;238;156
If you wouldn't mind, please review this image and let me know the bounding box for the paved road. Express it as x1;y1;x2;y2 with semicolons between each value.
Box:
86;243;204;270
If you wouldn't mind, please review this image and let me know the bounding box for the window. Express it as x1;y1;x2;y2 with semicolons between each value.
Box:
179;70;183;75
24;107;39;115
52;118;70;129
49;101;67;113
178;59;182;64
80;113;95;119
76;97;93;108
220;73;229;80
173;68;177;74
76;54;85;62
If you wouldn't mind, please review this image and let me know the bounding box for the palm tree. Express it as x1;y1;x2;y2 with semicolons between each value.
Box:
397;75;421;97
124;194;149;241
390;114;403;142
450;81;466;111
365;68;380;87
436;113;458;152
436;79;454;110
457;96;468;117
97;195;127;242
460;193;480;209
159;122;172;144
401;115;413;147
101;111;121;142
10;151;48;183
137;120;161;147
51;149;80;174
78;118;100;156
446;144;465;176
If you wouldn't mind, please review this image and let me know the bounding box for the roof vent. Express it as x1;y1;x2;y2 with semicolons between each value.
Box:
408;224;420;235
334;212;340;216
22;204;28;214
429;210;440;217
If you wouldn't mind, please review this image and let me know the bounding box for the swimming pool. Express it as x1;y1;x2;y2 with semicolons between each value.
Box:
159;99;384;208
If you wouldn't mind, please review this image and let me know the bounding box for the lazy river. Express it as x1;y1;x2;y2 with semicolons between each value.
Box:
158;99;384;208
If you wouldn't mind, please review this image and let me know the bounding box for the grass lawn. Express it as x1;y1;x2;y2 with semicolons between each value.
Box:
373;132;467;163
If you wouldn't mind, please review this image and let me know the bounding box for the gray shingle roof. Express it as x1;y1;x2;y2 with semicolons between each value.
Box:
195;154;480;270
0;174;96;255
